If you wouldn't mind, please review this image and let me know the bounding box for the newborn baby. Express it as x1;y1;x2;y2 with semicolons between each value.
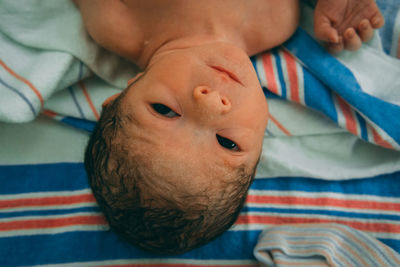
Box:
76;0;384;254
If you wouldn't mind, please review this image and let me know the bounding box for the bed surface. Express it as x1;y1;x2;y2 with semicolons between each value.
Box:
1;118;399;266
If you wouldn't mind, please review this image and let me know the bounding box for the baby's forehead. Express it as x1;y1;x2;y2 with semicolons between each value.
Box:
129;141;244;185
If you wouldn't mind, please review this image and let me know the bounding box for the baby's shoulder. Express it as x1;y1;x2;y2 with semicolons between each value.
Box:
241;0;300;54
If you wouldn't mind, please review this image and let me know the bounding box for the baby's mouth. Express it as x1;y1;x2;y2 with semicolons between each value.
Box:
210;66;243;86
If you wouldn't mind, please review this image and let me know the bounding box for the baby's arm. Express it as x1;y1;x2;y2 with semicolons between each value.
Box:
313;0;384;52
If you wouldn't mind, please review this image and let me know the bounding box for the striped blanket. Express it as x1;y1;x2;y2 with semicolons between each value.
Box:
1;0;400;266
1;163;400;266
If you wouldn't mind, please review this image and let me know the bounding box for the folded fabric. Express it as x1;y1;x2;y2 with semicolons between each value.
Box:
0;0;136;123
254;223;400;267
251;3;400;150
1;0;400;180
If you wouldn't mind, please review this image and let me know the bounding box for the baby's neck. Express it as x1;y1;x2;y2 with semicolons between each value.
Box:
132;4;249;69
122;0;299;69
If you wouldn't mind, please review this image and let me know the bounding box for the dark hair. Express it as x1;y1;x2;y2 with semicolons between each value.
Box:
84;93;258;254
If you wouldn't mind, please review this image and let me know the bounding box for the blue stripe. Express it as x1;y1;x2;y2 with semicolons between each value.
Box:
68;86;86;119
0;77;36;116
0;207;100;219
355;112;369;141
0;163;88;193
60;116;95;132
0;230;260;266
252;171;400;197
2;163;399;198
273;49;287;99
303;70;338;123
242;207;400;221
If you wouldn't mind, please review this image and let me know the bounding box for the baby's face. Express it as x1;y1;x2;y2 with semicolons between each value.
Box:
120;42;268;187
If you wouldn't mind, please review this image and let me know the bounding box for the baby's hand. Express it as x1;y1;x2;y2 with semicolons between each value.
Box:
314;0;384;52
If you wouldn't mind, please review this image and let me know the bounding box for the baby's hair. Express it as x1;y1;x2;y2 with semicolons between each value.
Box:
84;91;258;255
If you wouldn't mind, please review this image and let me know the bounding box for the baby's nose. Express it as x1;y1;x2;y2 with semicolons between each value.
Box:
193;85;231;115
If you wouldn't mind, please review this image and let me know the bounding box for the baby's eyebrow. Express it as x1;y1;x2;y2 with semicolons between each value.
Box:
127;72;145;90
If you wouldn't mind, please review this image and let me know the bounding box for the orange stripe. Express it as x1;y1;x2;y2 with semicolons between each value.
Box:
336;95;358;135
41;109;58;117
235;215;400;233
0;215;107;231
79;81;100;120
0;59;44;107
371;127;393;149
262;53;279;94
269;114;292;136
283;51;300;103
246;195;400;212
0;194;96;209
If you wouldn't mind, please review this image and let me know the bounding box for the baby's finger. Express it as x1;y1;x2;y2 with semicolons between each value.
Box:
343;28;362;51
326;37;344;53
371;11;385;29
357;19;374;42
314;15;339;43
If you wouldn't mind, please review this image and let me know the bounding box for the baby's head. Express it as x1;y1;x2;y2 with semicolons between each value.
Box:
85;42;268;254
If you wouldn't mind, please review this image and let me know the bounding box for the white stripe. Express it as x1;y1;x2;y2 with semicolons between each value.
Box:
231;225;400;241
245;203;400;216
1;202;98;213
332;92;346;130
271;53;282;96
0;225;109;238
279;50;292;101
248;190;400;203
390;10;400;57
241;211;400;226
0;189;92;200
256;55;268;88
0;212;102;223
230;223;275;231
296;58;305;105
27;259;257;267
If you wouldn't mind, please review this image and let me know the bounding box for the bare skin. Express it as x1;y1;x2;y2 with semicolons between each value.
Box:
75;0;384;187
314;0;384;52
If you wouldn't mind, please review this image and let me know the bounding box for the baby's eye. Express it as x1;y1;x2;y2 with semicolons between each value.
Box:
216;134;239;151
151;103;180;118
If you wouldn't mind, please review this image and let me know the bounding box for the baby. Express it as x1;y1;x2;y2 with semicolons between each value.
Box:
76;0;384;254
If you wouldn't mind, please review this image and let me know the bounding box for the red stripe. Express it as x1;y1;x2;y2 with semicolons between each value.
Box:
262;53;279;94
371;127;393;149
79;81;100;120
0;59;44;108
269;114;292;136
0;193;96;209
0;215;107;231
41;109;58;118
246;195;400;212
236;215;400;233
336;95;358;135
283;51;300;103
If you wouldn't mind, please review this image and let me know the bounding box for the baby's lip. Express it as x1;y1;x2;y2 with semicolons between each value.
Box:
210;66;243;86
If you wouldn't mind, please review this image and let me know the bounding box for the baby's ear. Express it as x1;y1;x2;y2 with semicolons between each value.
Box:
102;93;121;108
127;72;144;85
